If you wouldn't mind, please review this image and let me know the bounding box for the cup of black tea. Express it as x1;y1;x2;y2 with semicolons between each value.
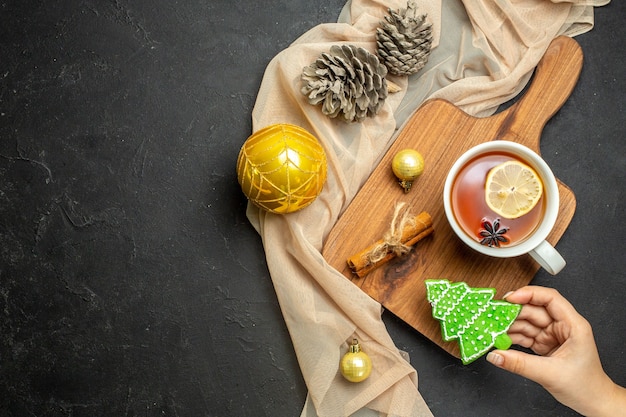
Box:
443;140;565;275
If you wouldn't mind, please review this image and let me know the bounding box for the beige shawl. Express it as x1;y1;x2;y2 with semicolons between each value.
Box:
246;0;608;415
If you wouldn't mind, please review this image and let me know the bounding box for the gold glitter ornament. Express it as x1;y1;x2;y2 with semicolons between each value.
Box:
391;149;424;192
236;124;327;214
340;339;372;383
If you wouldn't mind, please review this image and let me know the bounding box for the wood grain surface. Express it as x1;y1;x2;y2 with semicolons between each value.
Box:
322;36;582;358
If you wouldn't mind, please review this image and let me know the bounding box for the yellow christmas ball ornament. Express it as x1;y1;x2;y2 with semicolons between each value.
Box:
392;149;424;193
340;339;372;383
236;124;327;214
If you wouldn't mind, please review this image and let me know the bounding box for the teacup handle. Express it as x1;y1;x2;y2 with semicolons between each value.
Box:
529;240;566;275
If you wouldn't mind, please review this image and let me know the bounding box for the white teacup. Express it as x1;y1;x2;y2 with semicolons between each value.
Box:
443;141;565;275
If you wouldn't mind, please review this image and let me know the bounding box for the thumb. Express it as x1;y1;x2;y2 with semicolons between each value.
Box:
487;349;551;385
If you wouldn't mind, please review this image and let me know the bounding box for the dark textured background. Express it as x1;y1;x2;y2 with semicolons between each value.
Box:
0;1;624;416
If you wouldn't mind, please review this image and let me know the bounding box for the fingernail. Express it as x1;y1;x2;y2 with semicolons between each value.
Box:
503;291;514;299
487;352;504;366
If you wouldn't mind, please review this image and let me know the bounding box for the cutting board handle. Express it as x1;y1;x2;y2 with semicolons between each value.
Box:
500;36;583;148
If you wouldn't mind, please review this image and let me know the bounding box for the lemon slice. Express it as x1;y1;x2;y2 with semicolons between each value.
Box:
485;160;543;219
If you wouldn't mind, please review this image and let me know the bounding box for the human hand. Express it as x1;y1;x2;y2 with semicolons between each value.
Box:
486;285;626;417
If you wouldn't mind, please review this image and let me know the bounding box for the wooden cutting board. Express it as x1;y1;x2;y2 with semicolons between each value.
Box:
322;36;582;359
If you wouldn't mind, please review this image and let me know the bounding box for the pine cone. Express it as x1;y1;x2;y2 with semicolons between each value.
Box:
301;45;388;123
376;0;433;76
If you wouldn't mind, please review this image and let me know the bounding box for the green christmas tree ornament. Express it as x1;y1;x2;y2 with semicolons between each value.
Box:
425;279;521;364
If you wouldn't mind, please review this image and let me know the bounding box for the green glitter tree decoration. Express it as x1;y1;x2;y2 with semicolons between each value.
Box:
425;279;522;364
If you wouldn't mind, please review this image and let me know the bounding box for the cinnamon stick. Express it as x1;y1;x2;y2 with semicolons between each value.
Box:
347;211;433;277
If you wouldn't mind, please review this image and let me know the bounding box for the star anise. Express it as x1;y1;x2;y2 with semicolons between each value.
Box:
479;218;509;247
